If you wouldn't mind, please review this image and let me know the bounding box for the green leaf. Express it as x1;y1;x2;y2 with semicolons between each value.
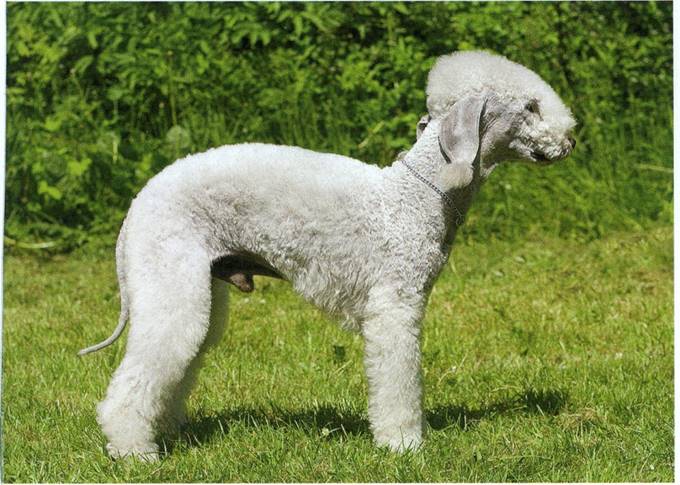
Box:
38;181;62;200
44;116;62;132
106;86;125;102
67;157;92;177
86;30;98;49
73;55;93;74
165;125;191;149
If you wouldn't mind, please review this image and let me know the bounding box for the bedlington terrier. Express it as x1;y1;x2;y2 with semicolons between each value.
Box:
80;51;576;460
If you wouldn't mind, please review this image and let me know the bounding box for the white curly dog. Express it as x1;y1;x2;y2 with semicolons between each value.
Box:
80;51;576;460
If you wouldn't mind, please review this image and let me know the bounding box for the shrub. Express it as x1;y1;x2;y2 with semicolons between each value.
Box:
5;2;672;250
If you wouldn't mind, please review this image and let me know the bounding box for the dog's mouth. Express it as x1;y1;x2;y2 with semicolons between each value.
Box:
531;150;554;165
530;142;575;165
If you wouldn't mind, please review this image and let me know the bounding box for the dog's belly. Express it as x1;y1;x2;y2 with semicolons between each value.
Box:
210;246;369;332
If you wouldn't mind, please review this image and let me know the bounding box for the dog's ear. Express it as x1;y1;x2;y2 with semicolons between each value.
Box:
416;114;430;140
436;96;486;191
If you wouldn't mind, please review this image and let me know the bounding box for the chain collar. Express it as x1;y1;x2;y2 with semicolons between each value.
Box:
399;158;466;226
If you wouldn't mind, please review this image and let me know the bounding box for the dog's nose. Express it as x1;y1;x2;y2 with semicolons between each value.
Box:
568;136;576;149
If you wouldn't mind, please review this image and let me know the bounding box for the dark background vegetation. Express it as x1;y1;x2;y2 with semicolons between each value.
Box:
5;2;673;250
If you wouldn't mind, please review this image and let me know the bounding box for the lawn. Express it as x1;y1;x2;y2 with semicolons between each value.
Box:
2;225;673;482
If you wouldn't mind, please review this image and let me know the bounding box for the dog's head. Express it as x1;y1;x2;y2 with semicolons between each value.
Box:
421;51;576;190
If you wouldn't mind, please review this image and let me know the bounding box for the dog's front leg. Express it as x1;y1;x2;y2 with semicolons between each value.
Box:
362;289;424;452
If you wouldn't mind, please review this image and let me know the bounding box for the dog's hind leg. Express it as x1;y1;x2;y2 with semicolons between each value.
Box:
96;239;215;461
164;277;230;432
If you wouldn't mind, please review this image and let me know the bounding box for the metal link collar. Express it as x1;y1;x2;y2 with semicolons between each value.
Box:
399;159;466;226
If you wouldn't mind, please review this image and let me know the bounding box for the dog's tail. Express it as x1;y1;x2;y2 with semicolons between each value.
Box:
77;305;128;356
78;216;130;356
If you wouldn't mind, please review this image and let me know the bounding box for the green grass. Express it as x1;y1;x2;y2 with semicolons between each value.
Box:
2;225;673;482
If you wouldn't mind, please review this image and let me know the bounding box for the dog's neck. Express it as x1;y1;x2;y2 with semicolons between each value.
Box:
392;121;487;237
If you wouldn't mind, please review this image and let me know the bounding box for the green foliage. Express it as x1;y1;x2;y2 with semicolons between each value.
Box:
6;2;673;249
3;227;672;481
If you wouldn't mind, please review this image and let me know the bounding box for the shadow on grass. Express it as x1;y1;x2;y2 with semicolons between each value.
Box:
170;387;567;451
428;387;568;431
180;404;369;445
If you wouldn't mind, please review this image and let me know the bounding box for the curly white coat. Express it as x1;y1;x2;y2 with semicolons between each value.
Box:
84;51;576;459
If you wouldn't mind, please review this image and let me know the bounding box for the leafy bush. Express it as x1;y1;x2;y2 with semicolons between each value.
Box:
5;2;672;250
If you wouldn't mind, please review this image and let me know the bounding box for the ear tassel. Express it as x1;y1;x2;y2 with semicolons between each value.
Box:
435;96;486;192
436;162;474;191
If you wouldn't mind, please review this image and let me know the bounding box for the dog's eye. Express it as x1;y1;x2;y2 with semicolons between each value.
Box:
526;100;540;115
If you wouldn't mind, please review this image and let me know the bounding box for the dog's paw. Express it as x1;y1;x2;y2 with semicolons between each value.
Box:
376;433;423;453
106;442;160;462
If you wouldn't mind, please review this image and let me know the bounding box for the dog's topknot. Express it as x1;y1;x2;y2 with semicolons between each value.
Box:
426;50;574;130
